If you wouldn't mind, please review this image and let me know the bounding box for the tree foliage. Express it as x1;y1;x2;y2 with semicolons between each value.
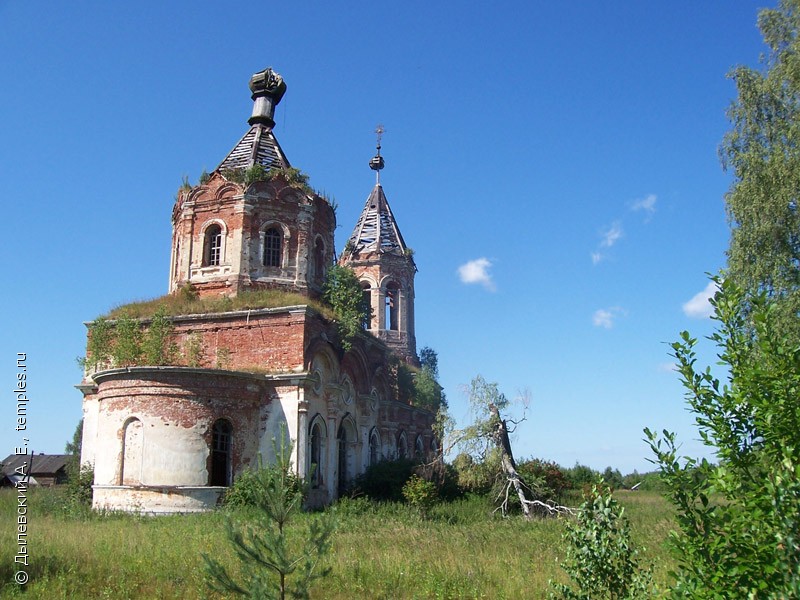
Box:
722;0;800;343
322;264;370;352
412;346;447;412
64;418;83;457
647;277;800;598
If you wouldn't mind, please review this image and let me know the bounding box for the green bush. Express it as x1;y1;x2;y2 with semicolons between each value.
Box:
402;475;438;518
451;451;501;496
223;459;304;508
517;458;570;501
647;277;800;597
550;482;656;599
354;458;417;502
561;463;600;492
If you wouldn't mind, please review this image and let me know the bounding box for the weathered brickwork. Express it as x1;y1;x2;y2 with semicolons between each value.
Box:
343;255;418;364
169;174;335;299
167;307;312;373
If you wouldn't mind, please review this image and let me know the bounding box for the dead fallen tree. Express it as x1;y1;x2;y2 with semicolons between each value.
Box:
440;376;574;520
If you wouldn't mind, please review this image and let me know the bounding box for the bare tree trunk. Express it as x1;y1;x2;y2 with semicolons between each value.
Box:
488;403;533;520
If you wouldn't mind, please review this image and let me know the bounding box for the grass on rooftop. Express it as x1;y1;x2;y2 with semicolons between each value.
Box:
102;289;334;321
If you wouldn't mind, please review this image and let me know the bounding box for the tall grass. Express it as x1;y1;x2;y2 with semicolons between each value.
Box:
0;488;676;599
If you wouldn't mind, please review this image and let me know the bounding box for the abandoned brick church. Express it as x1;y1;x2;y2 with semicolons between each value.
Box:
78;67;437;513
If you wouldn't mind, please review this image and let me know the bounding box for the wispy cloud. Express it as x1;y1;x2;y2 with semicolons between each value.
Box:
630;193;657;221
591;222;623;264
592;306;626;329
682;281;718;319
458;258;496;291
601;221;623;248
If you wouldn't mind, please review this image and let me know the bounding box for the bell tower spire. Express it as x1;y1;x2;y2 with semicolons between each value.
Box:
340;130;418;365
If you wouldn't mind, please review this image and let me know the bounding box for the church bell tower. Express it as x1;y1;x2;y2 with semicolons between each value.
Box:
339;129;418;365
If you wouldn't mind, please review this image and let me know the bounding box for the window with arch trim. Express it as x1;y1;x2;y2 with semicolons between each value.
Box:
309;418;325;489
415;435;424;459
369;428;381;466
314;237;325;280
360;281;372;329
203;224;223;266
263;227;282;267
121;418;143;486
397;431;408;459
385;282;400;331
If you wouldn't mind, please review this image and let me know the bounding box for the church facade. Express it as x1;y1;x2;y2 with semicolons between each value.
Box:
78;68;435;514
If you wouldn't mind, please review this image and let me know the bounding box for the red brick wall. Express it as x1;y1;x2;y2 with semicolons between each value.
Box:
168;308;313;373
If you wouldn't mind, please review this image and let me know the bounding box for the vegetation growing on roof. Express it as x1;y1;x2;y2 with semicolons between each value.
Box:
102;286;332;320
321;265;371;352
80;287;335;372
393;347;447;412
220;165;314;194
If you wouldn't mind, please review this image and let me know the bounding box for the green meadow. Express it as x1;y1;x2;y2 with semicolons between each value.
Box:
0;487;676;599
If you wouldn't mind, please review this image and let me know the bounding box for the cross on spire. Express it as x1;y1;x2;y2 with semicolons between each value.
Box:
369;124;385;184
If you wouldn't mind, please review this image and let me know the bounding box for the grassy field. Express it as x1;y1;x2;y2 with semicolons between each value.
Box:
0;487;676;599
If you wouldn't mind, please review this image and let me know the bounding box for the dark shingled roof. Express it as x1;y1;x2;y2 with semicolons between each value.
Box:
346;183;409;256
217;124;291;172
1;454;72;477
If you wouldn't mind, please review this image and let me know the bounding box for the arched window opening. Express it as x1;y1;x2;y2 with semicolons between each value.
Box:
337;425;348;496
385;282;400;331
369;429;381;466
361;281;372;329
120;418;143;486
263;227;282;267
203;225;223;267
337;420;356;497
314;238;325;280
210;419;232;486
430;438;440;458
415;435;424;459
309;419;324;489
397;431;408;460
173;241;181;279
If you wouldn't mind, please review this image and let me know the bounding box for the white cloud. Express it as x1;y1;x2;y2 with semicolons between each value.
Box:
457;258;496;291
593;306;626;329
593;309;614;328
591;222;623;265
630;194;657;220
682;281;718;319
601;221;623;248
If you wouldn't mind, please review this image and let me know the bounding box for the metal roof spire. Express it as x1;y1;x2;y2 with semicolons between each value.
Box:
369;124;385;185
345;128;410;257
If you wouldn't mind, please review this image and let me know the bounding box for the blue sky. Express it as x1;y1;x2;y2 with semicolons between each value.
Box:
0;2;769;473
